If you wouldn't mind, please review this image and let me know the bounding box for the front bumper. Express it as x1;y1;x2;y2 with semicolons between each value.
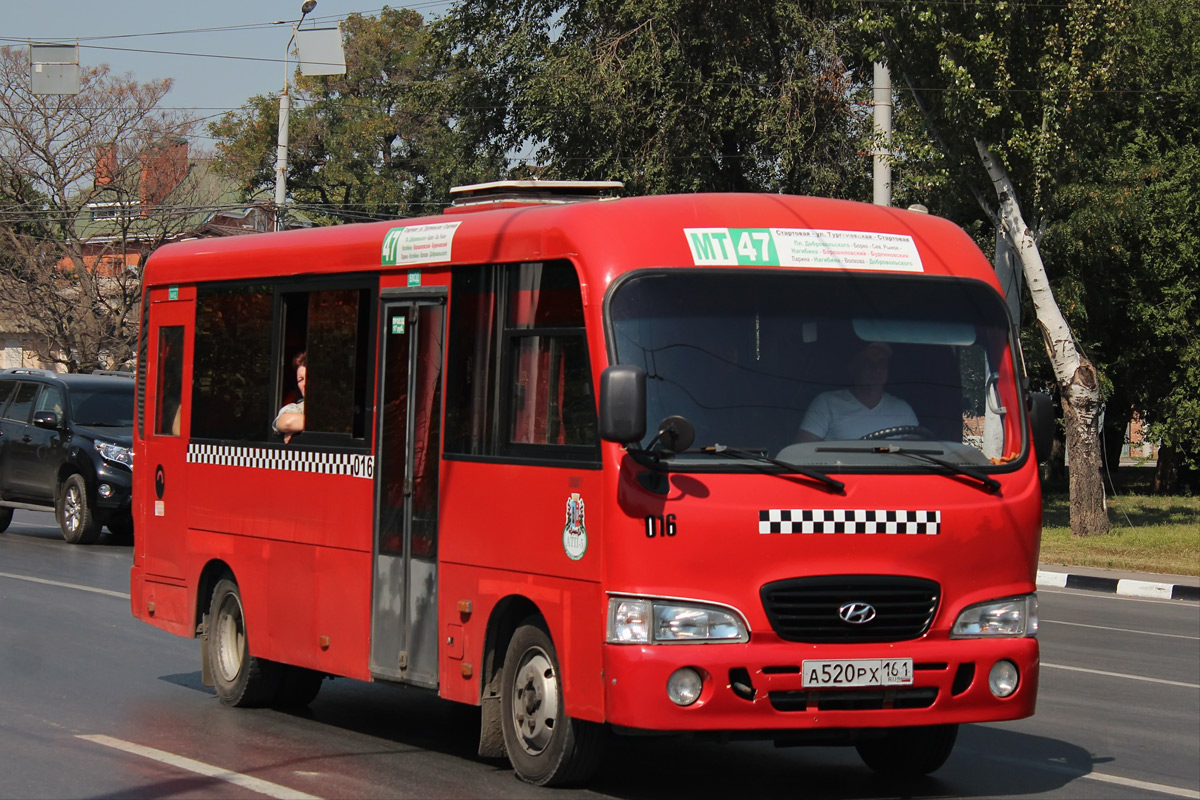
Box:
92;462;132;514
603;635;1038;734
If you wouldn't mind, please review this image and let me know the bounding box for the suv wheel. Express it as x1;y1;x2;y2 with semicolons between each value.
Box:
59;474;100;544
0;507;12;533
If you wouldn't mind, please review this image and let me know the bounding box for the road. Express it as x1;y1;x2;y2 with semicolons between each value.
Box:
1;510;1197;799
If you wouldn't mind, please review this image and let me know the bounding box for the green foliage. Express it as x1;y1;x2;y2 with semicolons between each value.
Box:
436;0;869;197
854;0;1199;476
210;7;504;222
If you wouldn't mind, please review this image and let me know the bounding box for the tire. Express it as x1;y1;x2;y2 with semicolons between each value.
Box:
106;514;135;544
275;666;324;708
855;724;959;776
0;507;13;533
500;618;604;786
206;578;281;707
59;474;101;544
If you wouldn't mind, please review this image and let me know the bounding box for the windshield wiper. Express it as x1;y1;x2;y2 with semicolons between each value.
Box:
820;444;1000;494
697;444;845;493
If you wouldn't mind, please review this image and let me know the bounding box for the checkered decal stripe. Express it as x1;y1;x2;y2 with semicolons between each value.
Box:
759;508;940;535
187;444;374;479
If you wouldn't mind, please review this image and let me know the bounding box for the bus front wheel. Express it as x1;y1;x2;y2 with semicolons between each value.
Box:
855;724;958;776
206;579;280;707
500;619;604;786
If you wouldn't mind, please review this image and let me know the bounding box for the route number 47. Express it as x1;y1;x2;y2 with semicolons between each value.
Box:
737;230;772;262
645;514;677;538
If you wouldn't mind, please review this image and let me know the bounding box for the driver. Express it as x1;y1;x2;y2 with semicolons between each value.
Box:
796;341;918;442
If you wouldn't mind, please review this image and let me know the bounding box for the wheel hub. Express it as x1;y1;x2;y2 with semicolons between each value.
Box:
511;649;558;755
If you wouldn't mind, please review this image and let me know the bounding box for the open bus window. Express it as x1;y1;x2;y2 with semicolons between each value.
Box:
609;271;1024;468
192;282;371;445
446;260;598;460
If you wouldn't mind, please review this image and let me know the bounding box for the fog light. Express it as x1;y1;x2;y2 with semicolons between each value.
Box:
989;660;1019;697
98;483;114;499
666;668;703;707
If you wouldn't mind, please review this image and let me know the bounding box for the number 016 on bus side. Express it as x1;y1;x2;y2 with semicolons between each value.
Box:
803;658;914;688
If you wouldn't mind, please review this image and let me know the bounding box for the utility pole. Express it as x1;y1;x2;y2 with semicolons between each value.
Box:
274;0;318;232
872;62;892;207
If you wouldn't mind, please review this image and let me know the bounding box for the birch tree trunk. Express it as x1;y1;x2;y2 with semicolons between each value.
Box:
977;141;1110;536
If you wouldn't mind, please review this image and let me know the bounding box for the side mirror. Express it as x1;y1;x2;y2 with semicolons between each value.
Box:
1027;392;1054;463
598;365;646;444
33;410;61;430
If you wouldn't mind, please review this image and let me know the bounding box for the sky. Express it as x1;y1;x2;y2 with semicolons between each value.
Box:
2;0;455;150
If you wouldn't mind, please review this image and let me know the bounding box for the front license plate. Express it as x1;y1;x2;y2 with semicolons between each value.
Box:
802;658;914;688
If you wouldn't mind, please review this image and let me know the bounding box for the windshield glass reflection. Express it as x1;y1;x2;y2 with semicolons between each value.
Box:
608;271;1023;469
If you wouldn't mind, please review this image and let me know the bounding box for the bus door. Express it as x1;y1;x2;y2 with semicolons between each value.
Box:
141;296;192;579
370;296;445;687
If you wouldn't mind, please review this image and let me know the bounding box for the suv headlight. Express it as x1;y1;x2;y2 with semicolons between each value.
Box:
607;597;749;644
951;594;1038;638
94;440;133;468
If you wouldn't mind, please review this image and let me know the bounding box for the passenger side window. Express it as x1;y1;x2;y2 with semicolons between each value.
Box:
156;326;184;437
446;261;597;461
192;285;273;441
35;387;63;416
5;382;39;423
191;281;373;446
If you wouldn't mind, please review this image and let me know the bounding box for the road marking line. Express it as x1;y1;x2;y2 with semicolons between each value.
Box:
78;735;324;800
1084;770;1200;799
0;571;129;599
1042;662;1200;689
1043;619;1200;640
967;750;1200;798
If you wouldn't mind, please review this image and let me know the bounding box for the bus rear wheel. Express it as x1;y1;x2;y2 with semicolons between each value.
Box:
855;724;958;776
500;619;604;786
206;578;280;707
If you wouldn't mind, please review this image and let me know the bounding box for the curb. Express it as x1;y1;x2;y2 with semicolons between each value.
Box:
1037;570;1200;602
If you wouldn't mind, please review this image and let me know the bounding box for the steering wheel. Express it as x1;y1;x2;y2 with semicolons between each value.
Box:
859;425;936;441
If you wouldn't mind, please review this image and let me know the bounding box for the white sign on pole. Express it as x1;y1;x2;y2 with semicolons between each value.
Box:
30;43;80;95
296;27;346;76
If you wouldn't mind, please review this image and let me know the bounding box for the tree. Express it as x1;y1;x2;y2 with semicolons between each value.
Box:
436;0;868;197
0;47;203;372
210;7;501;224
1039;0;1199;493
854;0;1139;534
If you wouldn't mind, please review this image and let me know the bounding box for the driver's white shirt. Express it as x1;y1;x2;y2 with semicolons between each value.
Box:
798;389;918;440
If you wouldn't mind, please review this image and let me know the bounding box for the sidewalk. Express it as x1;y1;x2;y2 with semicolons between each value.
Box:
1037;563;1200;601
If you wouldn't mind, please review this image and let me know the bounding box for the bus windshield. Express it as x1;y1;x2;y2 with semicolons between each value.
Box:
608;270;1024;469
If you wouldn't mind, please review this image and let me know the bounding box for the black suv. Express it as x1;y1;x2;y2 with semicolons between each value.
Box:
0;368;135;544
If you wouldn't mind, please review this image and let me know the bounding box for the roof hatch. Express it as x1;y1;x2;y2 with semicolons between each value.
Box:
447;179;624;213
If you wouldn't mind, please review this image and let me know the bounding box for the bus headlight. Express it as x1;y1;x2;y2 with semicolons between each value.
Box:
607;597;749;644
951;594;1038;638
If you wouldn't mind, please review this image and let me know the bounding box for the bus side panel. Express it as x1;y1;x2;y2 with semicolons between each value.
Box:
438;461;602;583
184;527;374;681
185;464;375;550
437;562;605;722
437;459;605;719
183;465;376;680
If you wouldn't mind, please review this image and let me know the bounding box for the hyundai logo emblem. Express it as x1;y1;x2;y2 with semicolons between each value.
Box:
838;602;877;624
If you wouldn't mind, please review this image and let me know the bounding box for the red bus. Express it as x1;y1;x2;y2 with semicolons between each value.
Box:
132;183;1053;786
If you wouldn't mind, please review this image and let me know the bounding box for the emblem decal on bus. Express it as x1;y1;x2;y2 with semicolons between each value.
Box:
562;492;588;560
381;221;462;266
759;509;940;535
187;444;375;480
684;228;924;272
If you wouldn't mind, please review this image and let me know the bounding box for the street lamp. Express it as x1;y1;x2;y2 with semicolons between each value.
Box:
273;0;318;231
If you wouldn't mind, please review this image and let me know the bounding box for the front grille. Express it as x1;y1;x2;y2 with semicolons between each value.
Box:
761;575;939;643
769;687;938;712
